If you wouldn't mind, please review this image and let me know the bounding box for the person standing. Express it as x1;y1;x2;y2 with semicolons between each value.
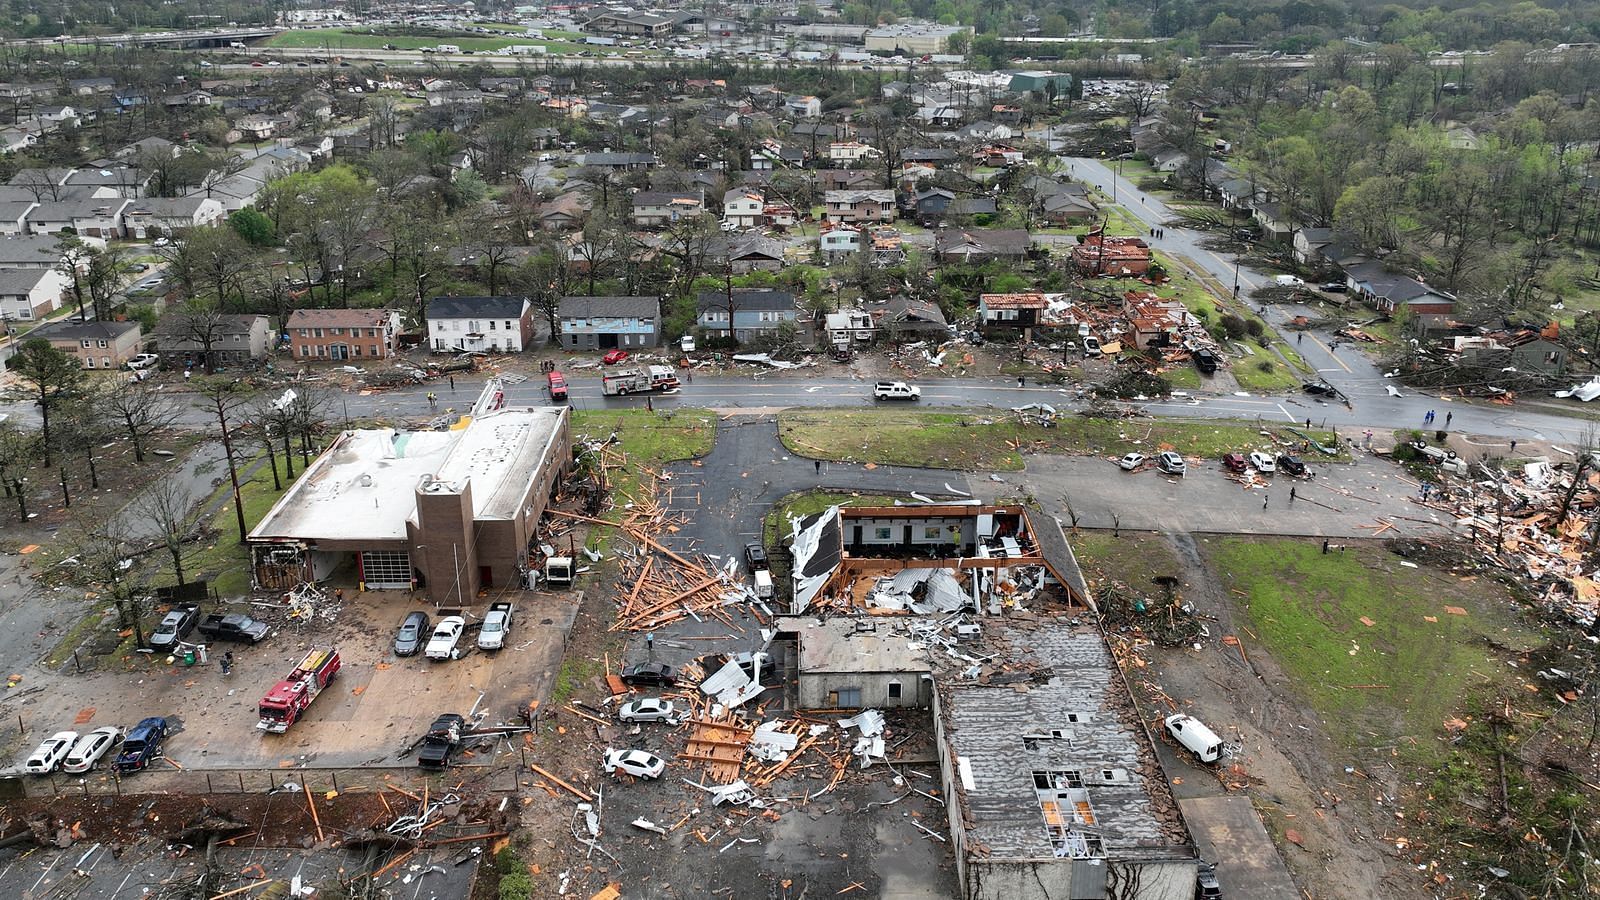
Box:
1263;494;1270;509
220;651;233;675
1445;411;1452;427
1289;486;1296;503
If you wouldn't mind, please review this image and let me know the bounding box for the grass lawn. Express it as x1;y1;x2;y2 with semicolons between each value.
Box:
1210;537;1541;764
570;409;716;547
779;410;1322;471
181;452;295;596
1042;203;1146;237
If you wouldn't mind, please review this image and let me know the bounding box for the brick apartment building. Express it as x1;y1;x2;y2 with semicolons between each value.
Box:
286;308;403;362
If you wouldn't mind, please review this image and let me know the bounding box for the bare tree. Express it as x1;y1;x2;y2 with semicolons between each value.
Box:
101;378;179;463
137;479;195;586
193;378;254;542
164;302;230;374
73;520;152;648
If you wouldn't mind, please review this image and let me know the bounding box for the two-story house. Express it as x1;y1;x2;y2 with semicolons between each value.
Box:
155;313;272;369
824;190;897;224
785;95;822;118
695;289;797;343
122;197;226;240
723;189;764;230
286;308;403;361
557;295;660;351
28;318;142;369
0;267;68;322
819;225;861;262
827;141;880;168
631;191;704;228
427;296;535;353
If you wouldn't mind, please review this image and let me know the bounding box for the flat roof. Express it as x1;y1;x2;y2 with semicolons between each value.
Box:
941;620;1186;862
785;616;931;674
249;406;566;544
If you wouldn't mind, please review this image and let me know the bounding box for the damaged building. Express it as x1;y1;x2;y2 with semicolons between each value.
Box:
248;380;572;602
783;503;1198;900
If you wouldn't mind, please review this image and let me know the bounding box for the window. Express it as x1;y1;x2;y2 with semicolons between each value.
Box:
835;687;861;707
922;526;941;540
298;328;308;338
352;345;361;357
16;308;29;320
101;356;110;368
97;340;107;348
314;328;323;338
504;320;513;330
300;345;310;357
231;334;241;342
367;328;377;338
873;527;892;541
84;356;95;368
370;344;379;356
80;339;91;348
317;345;326;357
435;338;446;350
488;320;496;330
330;327;343;336
887;682;902;699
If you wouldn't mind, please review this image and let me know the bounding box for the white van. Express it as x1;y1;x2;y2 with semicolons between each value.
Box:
1164;713;1223;763
753;570;773;600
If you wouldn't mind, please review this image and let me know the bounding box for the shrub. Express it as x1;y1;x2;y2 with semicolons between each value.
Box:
1244;318;1264;338
1220;314;1247;339
497;848;533;900
1255;359;1275;374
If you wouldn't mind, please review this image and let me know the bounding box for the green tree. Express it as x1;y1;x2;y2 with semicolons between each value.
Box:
229;207;274;246
12;339;83;467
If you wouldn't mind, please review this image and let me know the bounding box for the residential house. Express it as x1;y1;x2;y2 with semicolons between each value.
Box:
867;227;907;266
978;292;1048;332
579;151;658;171
1122;291;1192;349
0;267;68;321
827;141;880;168
973;144;1025;167
785;95;822;118
752;140;805;171
36;105;77;126
1453;330;1566;375
904;148;957;165
1040;191;1098;224
914;106;963;128
1071;234;1151;276
823;310;876;349
897;163;938;194
1342;259;1456;315
910;189;996;225
537;190;592;231
934;228;1032;263
871;295;948;342
540;97;588;119
122;197;225;239
820;169;882;192
0;128;36;153
235;115;276;141
286;308;403;361
724;188;764;229
825;189;897;224
632;191;704;228
0;235;67;267
162;90;214;109
155;313;271;369
28;318;141;369
62;165;149;198
68;77;115;95
819;224;862;261
427;296;535;353
695;289;798;343
557;295;660;351
1252;201;1295;243
25;197;131;238
713;233;787;273
764;201;799;228
990;104;1023;125
958;121;1014;143
0;200;36;235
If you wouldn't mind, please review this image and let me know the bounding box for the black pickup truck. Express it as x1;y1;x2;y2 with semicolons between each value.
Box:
196;613;271;644
416;714;466;769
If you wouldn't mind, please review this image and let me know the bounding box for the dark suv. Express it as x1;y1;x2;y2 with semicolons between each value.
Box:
744;542;769;572
1276;454;1308;476
114;717;169;773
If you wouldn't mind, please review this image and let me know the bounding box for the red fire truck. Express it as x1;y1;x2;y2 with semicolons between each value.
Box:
257;648;342;733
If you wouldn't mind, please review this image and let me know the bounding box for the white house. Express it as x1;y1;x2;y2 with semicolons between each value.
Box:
827;141;880;167
122;197;225;239
785;95;822;118
425;295;535;353
723;189;764;230
0;266;68;321
819;225;861;261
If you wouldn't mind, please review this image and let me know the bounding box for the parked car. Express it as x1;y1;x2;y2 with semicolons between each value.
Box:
1196;862;1223;899
602;349;630;365
1276;454;1308;476
620;662;677;687
1156;451;1186;475
393;611;430;656
416;713;466;769
1118;453;1146;471
1193;348;1218;375
617;698;678;723
603;748;666;779
424;616;466;660
114;717;169;772
477;602;513;651
62;726;122;774
1248;451;1276;473
1082;335;1103;357
149;606;199;652
1319;282;1348;293
873;381;921;401
1164;713;1223;763
1222;452;1248;473
196;613;270;644
1271;274;1304;287
125;353;160;371
24;731;78;774
744;541;769;572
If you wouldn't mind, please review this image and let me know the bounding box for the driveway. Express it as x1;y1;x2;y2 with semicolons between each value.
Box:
1026;451;1453;539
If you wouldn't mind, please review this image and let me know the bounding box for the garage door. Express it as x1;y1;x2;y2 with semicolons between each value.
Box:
360;551;412;590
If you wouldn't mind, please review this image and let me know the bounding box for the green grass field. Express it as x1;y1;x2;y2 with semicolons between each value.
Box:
779;410;1324;471
1211;537;1541;762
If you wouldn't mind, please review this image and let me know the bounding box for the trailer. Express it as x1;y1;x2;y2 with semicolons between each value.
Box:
602;365;679;396
258;648;342;733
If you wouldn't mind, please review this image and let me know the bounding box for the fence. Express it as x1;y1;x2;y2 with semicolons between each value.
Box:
2;761;522;800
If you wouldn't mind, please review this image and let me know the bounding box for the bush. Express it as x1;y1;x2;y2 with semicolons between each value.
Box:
1219;314;1247;340
1244;318;1264;338
497;848;533;900
1255;359;1275;373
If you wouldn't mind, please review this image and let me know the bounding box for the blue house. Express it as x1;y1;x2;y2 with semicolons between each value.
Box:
557;295;661;351
695;289;797;344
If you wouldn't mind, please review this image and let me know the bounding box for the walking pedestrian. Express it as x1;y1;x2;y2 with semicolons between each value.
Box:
1445;411;1452;427
646;396;653;412
221;651;233;676
1263;494;1270;509
1510;439;1518;454
814;459;821;474
1297;332;1303;344
427;392;437;410
1305;417;1311;429
449;375;455;391
1018;375;1025;388
686;369;693;383
1289;486;1296;503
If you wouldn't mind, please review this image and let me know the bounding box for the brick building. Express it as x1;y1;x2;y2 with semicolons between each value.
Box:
286;308;403;362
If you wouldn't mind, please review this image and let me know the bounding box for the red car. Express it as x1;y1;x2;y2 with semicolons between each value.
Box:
602;349;630;365
1222;452;1247;473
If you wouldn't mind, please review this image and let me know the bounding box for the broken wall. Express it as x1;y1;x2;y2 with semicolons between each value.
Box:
797;672;932;710
963;857;1196;900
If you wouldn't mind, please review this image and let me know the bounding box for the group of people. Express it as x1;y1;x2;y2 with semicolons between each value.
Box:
1423;409;1453;427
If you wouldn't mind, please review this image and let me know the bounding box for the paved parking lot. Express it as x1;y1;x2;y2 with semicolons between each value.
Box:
1026;451;1453;539
7;587;579;777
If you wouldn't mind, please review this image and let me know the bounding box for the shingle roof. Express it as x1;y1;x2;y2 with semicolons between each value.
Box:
695;289;796;312
427;296;528;320
30;318;139;341
286;308;395;328
558;295;659;318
